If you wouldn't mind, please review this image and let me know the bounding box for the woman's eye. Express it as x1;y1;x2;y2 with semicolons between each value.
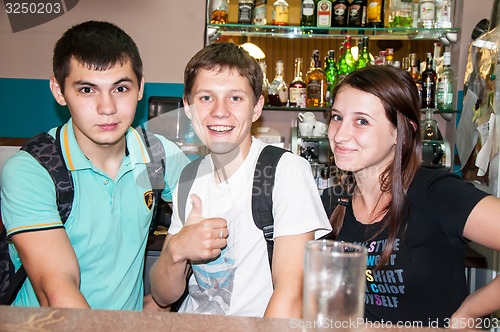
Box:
331;114;342;122
356;118;369;125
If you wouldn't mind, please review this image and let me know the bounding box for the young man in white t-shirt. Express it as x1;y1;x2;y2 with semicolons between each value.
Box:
150;42;331;318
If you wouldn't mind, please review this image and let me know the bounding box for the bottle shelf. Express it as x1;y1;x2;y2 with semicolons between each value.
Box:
421;108;461;114
208;24;459;41
263;106;329;112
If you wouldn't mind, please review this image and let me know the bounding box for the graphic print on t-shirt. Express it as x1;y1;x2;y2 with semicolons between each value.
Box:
353;238;404;309
188;210;239;314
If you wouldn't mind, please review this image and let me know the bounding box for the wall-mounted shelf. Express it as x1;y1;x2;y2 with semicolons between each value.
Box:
264;106;328;112
208;24;459;41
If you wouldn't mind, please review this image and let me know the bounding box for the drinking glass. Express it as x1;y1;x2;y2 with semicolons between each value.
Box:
303;240;367;331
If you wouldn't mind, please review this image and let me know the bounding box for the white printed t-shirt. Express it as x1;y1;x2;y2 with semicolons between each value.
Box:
168;138;331;317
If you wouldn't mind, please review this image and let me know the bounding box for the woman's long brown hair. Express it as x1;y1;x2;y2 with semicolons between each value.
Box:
329;65;422;269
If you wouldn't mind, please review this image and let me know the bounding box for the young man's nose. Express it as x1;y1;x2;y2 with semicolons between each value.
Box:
97;93;117;115
210;99;230;118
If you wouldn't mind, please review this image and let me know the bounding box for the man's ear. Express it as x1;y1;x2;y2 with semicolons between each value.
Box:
183;97;192;120
252;95;264;122
138;75;145;101
50;76;67;106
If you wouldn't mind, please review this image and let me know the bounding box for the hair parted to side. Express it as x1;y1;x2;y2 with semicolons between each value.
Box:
183;42;263;105
329;65;422;269
53;20;143;93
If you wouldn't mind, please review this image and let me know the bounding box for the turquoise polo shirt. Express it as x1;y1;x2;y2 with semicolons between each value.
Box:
0;120;189;309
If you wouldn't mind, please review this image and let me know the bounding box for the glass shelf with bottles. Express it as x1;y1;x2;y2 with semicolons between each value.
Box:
207;23;459;41
263;106;329;112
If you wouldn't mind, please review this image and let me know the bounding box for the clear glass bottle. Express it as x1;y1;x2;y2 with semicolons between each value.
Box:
421;108;440;140
269;60;288;106
306;50;327;107
259;60;271;105
419;0;435;28
289;58;307;107
391;0;413;27
210;0;229;24
253;0;268;25
366;0;384;28
301;0;317;26
324;50;338;107
436;52;454;111
435;0;452;28
272;0;289;26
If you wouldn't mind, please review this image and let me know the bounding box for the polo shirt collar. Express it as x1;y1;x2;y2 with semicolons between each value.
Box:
60;120;151;171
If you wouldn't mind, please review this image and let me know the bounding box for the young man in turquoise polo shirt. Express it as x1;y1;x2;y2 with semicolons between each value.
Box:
0;21;189;309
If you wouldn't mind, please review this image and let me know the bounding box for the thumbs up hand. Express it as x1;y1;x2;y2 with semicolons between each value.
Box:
172;194;228;262
185;194;205;225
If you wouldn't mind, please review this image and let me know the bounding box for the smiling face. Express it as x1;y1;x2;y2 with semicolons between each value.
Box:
184;67;263;161
50;58;144;153
328;86;397;175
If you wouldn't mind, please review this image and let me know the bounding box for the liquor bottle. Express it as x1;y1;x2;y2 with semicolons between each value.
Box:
421;108;440;140
324;50;338;107
210;0;229;24
436;52;454;111
316;0;332;27
419;0;435;28
289;58;307;107
332;0;349;27
273;0;289;26
435;0;452;28
306;50;327;107
391;0;413;27
269;60;288;106
259;60;271;105
238;0;255;24
253;0;268;25
356;36;371;69
337;36;355;81
366;0;384;27
385;48;394;66
421;55;437;109
348;0;367;27
301;0;317;26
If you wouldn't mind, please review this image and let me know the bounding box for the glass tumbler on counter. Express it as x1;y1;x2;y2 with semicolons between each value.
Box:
303;240;367;332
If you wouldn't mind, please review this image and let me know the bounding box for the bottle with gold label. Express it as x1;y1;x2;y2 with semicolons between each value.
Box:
210;0;229;24
273;0;289;26
306;50;327;107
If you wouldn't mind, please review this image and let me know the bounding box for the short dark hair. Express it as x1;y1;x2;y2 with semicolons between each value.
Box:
53;21;143;93
183;42;263;104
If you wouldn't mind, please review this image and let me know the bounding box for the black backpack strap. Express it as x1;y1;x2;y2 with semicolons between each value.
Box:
252;145;289;270
21;126;74;223
138;126;167;234
177;157;204;224
2;126;73;305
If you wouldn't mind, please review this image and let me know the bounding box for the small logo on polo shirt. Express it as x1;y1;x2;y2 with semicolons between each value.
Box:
144;190;154;210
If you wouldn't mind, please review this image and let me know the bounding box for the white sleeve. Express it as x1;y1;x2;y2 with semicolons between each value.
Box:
271;153;332;239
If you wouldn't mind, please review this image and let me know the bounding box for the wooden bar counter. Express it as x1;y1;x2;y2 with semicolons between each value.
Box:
0;306;478;332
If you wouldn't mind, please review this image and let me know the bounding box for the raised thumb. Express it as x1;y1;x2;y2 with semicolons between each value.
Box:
186;194;203;225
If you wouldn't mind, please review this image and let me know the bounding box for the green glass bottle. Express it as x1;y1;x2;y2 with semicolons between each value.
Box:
337;36;355;81
301;0;317;26
324;50;338;106
356;36;371;69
